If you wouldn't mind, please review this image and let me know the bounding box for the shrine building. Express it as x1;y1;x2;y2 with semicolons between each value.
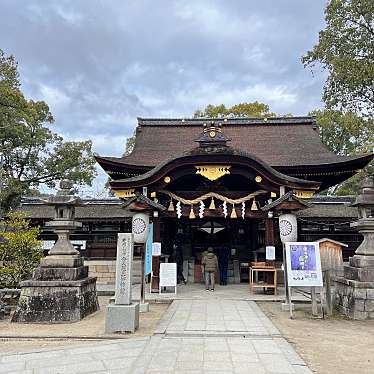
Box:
93;117;373;290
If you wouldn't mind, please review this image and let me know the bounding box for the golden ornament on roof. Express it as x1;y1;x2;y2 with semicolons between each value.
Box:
114;189;135;199
195;165;231;181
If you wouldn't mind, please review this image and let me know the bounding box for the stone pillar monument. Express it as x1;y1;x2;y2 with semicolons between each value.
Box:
12;181;99;323
105;233;139;333
334;176;374;319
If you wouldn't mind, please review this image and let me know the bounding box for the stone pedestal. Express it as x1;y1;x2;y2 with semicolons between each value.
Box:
105;303;139;333
334;177;374;320
12;277;98;323
104;233;139;333
12;256;99;323
334;277;374;320
334;222;374;319
140;302;150;313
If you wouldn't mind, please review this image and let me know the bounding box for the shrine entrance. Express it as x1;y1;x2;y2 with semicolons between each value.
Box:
107;122;321;291
161;216;267;284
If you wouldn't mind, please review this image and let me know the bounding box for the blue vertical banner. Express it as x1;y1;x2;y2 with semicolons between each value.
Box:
145;223;153;276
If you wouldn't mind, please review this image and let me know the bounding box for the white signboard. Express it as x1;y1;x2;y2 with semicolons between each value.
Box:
285;242;323;287
159;263;177;294
266;246;276;260
152;242;161;256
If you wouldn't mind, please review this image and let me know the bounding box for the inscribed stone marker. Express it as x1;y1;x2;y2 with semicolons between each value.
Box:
115;233;134;305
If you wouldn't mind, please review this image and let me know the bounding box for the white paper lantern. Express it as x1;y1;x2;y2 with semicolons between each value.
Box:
278;213;297;243
132;212;149;243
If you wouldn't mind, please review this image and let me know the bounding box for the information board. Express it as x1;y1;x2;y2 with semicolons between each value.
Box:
266;246;275;260
152;242;161;256
285;242;323;287
159;263;177;294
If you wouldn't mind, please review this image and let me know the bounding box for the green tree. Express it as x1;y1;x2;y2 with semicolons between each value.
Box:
194;101;277;118
0;212;43;288
313;109;373;194
0;49;97;211
313;109;373;155
302;0;374;115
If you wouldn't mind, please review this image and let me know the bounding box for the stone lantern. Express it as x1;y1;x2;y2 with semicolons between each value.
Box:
12;181;99;323
334;176;374;319
41;180;84;262
351;177;374;264
350;177;374;259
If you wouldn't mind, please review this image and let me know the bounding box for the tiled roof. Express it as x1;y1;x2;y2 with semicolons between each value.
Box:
296;204;357;218
19;196;358;220
100;117;367;168
137;116;316;126
18;198;132;219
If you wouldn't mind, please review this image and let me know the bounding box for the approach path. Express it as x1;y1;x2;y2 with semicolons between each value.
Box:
0;298;312;374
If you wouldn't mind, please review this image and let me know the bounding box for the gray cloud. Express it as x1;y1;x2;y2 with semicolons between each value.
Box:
0;0;328;192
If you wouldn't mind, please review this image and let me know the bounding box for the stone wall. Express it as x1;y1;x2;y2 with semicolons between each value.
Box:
334;277;374;320
85;258;141;285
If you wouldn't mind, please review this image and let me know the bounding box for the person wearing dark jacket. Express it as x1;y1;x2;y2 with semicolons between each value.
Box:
172;236;186;284
201;247;218;291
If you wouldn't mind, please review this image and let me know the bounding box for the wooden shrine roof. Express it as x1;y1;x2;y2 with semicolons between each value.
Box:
96;117;372;169
19;196;358;220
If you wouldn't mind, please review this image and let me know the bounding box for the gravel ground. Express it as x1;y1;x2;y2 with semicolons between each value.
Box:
258;302;374;374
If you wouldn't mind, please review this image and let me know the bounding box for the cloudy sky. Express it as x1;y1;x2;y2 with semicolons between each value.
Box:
0;0;328;194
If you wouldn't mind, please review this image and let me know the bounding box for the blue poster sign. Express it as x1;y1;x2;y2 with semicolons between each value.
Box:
145;223;153;276
285;242;323;287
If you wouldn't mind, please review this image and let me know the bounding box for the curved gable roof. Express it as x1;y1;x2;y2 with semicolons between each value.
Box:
101;117;370;168
109;147;321;191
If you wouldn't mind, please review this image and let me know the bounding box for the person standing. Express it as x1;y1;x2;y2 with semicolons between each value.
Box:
200;248;209;283
202;247;218;291
172;235;186;284
218;244;230;286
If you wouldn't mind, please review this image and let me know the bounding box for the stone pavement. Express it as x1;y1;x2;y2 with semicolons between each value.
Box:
98;283;309;303
155;300;280;336
0;299;313;374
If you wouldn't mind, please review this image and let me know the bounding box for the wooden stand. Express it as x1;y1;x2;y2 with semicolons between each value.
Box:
249;264;277;295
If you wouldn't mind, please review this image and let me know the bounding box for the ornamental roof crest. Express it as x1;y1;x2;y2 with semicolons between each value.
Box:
195;121;231;148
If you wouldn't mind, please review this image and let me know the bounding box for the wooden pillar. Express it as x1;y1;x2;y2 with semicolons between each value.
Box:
265;217;275;246
265;216;276;289
151;216;161;292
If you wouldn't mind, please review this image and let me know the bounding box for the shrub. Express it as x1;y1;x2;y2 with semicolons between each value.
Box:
0;212;42;288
